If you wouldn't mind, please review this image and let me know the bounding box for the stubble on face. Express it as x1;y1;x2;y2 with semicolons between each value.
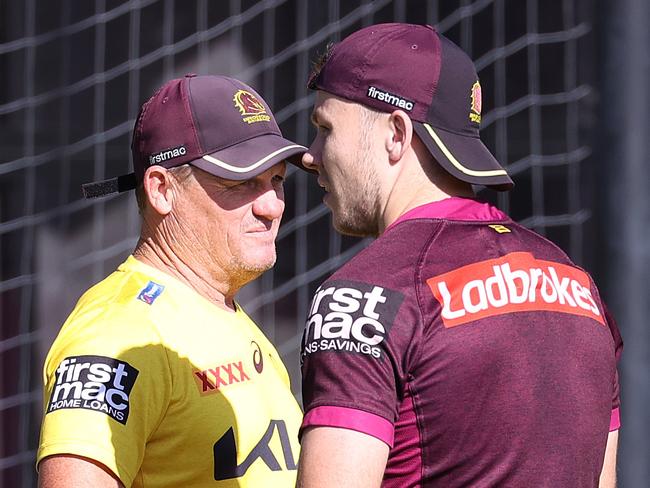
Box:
218;192;282;289
228;228;278;285
330;106;383;238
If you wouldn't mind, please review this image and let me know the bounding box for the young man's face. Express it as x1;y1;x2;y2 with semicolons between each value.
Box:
171;162;286;287
303;92;383;237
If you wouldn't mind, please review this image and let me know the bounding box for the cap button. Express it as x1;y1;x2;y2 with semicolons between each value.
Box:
185;73;197;78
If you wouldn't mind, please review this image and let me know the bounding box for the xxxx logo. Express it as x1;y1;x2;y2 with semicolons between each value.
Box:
194;361;251;394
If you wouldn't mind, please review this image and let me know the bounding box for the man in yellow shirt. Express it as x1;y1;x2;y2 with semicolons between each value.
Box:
37;74;306;487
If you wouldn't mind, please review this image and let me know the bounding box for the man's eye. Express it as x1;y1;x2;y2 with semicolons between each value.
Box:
221;180;249;191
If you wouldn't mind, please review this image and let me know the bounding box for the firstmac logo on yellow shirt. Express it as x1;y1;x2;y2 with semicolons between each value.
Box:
46;355;139;424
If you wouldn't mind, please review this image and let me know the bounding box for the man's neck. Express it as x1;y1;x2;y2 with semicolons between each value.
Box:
378;161;474;235
379;186;450;234
133;238;238;312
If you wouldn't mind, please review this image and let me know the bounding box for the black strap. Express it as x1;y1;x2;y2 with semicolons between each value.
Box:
81;173;138;198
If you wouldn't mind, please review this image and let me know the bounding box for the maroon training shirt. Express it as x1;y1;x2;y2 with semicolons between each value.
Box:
300;197;622;487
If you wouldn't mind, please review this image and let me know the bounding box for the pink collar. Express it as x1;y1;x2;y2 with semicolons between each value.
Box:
387;197;508;231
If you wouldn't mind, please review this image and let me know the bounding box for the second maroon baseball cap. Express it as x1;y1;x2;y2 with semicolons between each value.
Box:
308;23;513;191
83;74;307;198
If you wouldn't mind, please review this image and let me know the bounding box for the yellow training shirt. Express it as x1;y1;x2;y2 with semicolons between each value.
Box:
37;256;302;487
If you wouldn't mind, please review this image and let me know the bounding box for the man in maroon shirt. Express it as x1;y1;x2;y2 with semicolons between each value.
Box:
295;23;621;487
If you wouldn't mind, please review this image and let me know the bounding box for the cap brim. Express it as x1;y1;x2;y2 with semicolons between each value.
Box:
191;134;308;181
413;122;514;191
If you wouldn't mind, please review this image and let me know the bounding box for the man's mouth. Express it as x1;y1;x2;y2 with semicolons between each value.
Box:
317;178;329;192
245;221;274;234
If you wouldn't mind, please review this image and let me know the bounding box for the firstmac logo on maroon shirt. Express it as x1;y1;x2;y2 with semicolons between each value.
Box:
302;280;403;360
427;251;605;327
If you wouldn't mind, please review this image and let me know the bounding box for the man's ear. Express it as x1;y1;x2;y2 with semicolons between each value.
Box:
142;166;174;215
386;110;413;163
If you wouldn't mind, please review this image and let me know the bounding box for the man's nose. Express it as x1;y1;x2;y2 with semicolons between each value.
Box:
252;188;285;221
302;149;319;172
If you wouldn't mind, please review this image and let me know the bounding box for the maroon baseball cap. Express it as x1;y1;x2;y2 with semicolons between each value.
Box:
308;23;513;191
82;74;307;198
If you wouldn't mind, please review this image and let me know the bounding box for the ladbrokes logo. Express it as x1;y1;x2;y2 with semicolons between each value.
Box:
427;252;605;328
233;89;271;124
47;355;139;424
301;281;403;360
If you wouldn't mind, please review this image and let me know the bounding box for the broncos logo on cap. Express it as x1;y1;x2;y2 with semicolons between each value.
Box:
469;81;482;124
233;90;271;124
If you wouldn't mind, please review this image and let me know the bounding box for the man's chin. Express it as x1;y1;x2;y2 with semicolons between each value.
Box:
332;215;376;238
238;254;276;275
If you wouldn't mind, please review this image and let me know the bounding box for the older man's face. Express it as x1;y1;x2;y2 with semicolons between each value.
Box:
171;162;286;287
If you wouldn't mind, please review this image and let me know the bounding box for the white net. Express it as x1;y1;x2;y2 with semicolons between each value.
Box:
0;0;596;485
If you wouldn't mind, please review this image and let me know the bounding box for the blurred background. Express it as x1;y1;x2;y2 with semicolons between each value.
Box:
1;0;648;486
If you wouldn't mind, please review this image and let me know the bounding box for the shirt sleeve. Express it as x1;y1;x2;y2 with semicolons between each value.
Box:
603;303;623;431
300;279;415;446
37;319;171;487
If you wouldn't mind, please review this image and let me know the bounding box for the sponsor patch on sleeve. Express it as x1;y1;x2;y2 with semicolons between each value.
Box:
137;280;164;305
426;251;605;328
46;355;139;424
301;280;403;361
